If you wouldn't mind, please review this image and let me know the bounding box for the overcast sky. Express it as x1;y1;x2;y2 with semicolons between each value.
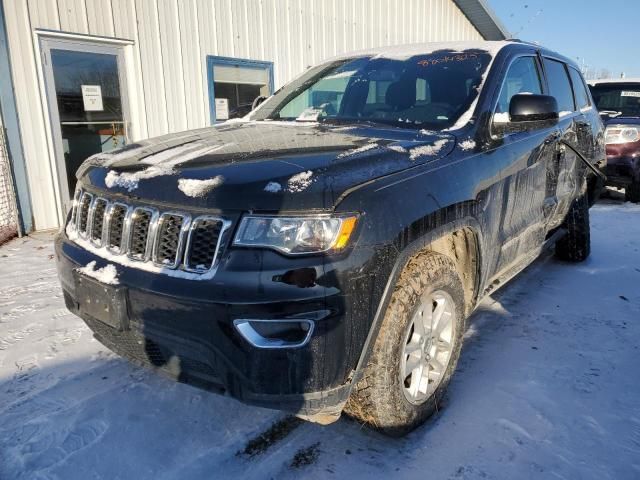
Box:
487;0;640;79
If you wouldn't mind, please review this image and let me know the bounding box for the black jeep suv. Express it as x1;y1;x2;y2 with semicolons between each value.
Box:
55;41;604;435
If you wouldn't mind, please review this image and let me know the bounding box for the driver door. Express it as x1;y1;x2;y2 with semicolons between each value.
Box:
490;55;561;275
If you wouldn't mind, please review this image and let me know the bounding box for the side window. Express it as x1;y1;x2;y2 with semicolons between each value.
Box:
543;58;576;113
496;56;543;114
568;67;591;110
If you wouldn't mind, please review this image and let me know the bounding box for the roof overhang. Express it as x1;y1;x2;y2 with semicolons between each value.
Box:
453;0;509;40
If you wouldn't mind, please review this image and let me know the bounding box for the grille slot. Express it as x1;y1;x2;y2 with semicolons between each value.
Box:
128;208;155;260
185;217;225;271
107;204;128;253
71;189;82;226
77;193;93;235
153;213;187;268
90;198;108;245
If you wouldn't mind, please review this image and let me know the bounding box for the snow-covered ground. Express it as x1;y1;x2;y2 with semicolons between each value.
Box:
1;200;639;479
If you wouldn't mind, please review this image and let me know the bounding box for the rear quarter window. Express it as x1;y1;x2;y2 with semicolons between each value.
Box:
568;67;591;110
543;58;575;113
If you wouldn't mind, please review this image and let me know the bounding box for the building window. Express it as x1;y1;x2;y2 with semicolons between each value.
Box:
206;56;274;123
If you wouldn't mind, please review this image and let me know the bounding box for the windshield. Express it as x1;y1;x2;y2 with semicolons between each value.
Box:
590;83;640;117
251;49;493;130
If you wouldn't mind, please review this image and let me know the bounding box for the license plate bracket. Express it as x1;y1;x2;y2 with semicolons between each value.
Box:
74;272;128;330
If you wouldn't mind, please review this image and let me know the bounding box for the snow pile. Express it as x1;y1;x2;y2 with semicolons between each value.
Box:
493;112;510;123
178;176;224;198
409;139;449;160
1;201;640;479
264;181;282;193
76;261;119;285
287;171;314;192
337;143;379;158
419;129;437;136
387;145;407;153
459;139;476;151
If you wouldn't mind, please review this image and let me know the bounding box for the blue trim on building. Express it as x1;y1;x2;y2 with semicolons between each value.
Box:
0;1;32;233
206;55;274;124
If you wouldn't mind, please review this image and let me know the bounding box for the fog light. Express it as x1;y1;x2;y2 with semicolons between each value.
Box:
233;319;314;349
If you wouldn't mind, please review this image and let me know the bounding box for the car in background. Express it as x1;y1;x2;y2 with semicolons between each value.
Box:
589;79;640;202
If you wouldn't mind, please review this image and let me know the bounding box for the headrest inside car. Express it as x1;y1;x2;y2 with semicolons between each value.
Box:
386;80;416;111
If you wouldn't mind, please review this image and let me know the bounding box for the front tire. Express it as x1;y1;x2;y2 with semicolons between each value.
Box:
555;192;591;262
345;251;466;436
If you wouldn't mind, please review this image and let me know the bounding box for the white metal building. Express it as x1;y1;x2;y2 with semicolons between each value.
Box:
0;0;506;233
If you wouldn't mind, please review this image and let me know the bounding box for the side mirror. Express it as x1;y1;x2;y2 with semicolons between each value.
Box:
493;94;558;135
509;94;559;123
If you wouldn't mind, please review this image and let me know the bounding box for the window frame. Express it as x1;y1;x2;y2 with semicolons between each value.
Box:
541;56;577;115
206;55;275;124
490;53;544;137
567;66;592;111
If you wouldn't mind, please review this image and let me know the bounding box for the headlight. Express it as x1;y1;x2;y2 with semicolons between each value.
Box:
233;214;358;254
605;125;640;144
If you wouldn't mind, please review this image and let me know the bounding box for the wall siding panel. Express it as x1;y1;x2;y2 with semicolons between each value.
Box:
57;0;89;34
157;0;188;133
177;0;206;129
85;0;115;37
135;0;169;137
3;0;491;230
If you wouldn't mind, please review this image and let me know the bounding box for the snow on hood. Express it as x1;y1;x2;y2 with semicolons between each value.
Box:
337;143;380;158
102;143;233;192
286;170;314;193
409;139;450;160
178;176;225;198
459;139;476;151
264;181;282;193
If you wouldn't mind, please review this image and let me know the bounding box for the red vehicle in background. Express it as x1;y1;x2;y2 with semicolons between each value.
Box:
589;79;640;202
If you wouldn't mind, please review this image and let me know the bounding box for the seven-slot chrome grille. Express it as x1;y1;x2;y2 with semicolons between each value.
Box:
69;190;230;275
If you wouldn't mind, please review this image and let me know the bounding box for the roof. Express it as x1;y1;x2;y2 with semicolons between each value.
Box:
588;78;640;86
453;0;509;41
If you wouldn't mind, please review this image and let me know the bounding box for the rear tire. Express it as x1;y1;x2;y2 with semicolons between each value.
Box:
555;192;591;262
345;251;466;437
625;181;640;203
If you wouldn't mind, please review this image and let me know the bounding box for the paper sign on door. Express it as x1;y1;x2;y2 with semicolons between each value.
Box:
81;85;104;111
215;98;230;120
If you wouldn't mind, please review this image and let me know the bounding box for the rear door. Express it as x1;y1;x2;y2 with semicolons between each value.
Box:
568;67;595;157
541;57;580;226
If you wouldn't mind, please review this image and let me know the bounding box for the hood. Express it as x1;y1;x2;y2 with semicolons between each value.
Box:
80;121;455;211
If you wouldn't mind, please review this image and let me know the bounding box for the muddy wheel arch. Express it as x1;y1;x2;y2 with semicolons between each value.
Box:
346;215;484;397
